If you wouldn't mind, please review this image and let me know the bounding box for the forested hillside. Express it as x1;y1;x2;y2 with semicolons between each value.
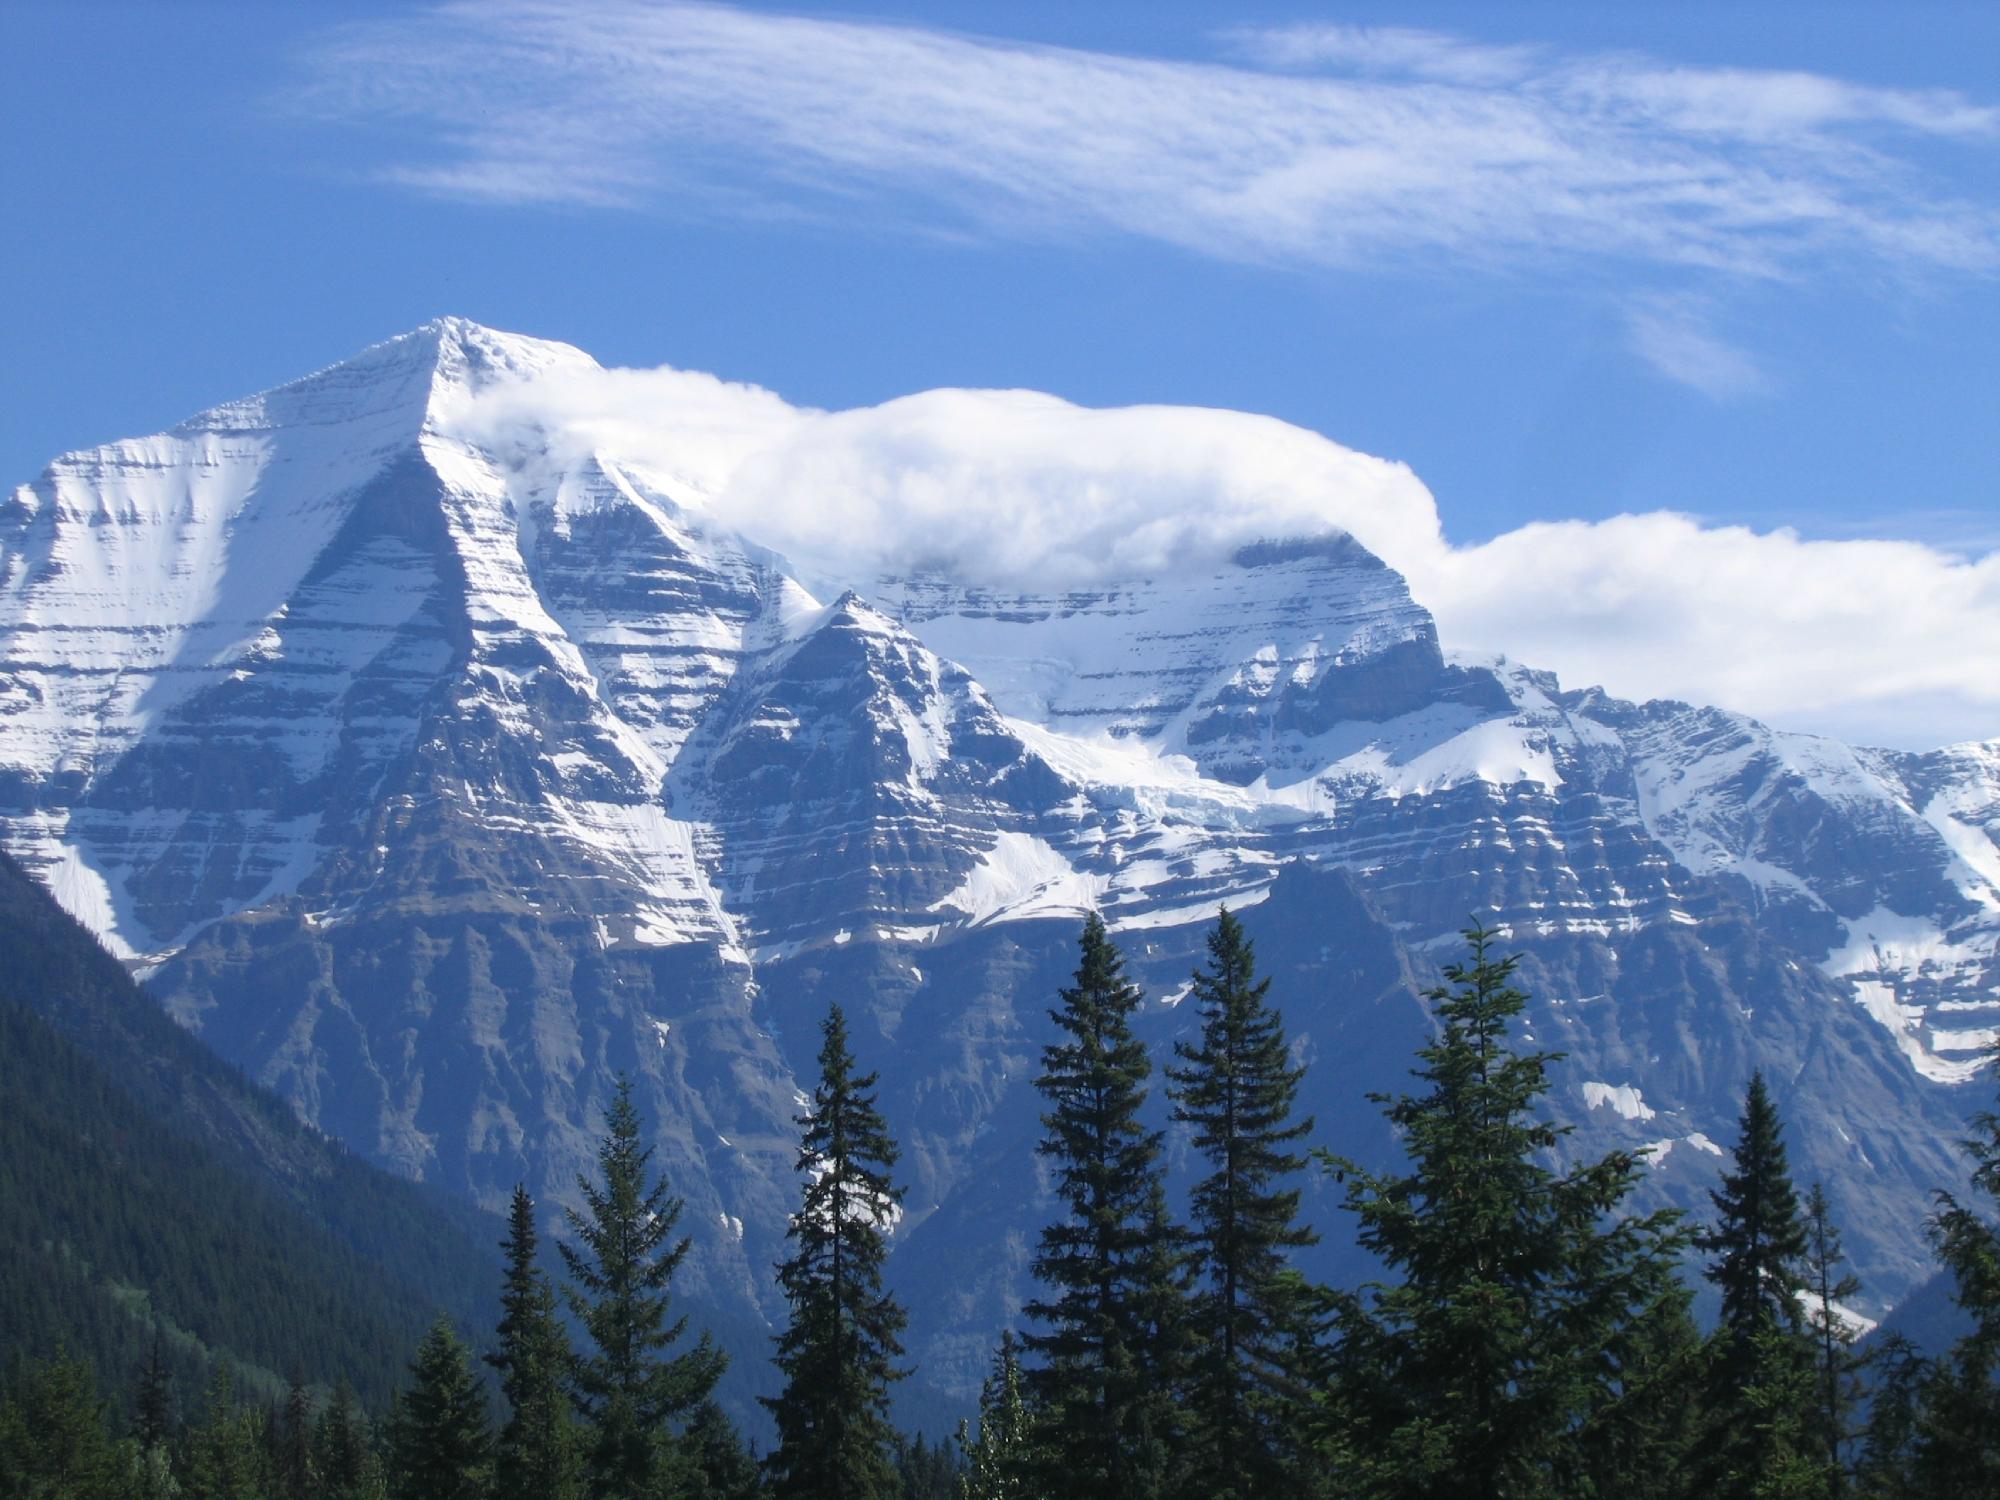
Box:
2;903;1996;1497
0;850;501;1409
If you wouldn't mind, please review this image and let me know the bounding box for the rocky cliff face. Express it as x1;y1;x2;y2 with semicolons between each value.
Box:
3;320;1993;1396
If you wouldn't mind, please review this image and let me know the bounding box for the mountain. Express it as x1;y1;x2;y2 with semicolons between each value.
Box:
2;319;1993;1400
0;847;502;1410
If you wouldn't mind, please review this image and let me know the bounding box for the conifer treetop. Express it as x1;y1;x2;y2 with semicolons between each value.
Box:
763;1003;909;1500
1701;1069;1810;1340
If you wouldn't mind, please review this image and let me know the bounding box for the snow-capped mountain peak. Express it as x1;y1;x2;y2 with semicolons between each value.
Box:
1;322;1993;1388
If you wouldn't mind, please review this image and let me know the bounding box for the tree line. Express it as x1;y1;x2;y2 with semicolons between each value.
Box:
3;912;1997;1498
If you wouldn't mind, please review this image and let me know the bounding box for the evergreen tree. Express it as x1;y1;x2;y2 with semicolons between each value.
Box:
1698;1072;1817;1500
957;1332;1033;1500
1023;913;1188;1498
682;1399;762;1499
1913;1044;2000;1493
262;1394;285;1486
563;1075;726;1500
387;1317;489;1500
131;1440;179;1500
134;1329;173;1454
129;1332;180;1500
1803;1183;1864;1495
1125;1179;1198;1489
893;1431;961;1499
488;1185;582;1500
1573;1286;1705;1500
314;1380;382;1500
1163;906;1316;1496
1854;1333;1925;1500
762;1004;908;1500
278;1365;315;1500
1324;921;1689;1500
0;1349;131;1500
1704;1073;1810;1340
184;1365;266;1500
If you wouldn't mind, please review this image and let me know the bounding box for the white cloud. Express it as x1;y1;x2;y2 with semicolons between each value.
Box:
1225;25;1545;87
448;361;1443;593
1624;294;1768;398
297;1;2000;292
444;351;2000;750
1420;516;2000;747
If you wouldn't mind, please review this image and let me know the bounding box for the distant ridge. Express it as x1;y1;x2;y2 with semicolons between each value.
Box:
0;848;502;1408
1;321;1992;1401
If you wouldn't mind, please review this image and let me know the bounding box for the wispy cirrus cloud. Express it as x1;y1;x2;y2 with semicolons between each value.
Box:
1623;293;1768;398
295;3;1999;285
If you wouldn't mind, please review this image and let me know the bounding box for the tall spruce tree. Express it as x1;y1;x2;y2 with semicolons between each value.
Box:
186;1365;267;1500
1803;1183;1864;1496
1698;1072;1817;1499
488;1184;582;1500
1164;906;1316;1497
959;1332;1033;1500
563;1075;726;1500
894;1432;962;1499
314;1380;381;1500
1704;1072;1810;1339
278;1366;315;1500
134;1329;173;1454
388;1317;490;1500
1324;921;1688;1500
0;1349;130;1500
1855;1333;1925;1500
1913;1043;2000;1492
763;1003;908;1500
1024;913;1188;1498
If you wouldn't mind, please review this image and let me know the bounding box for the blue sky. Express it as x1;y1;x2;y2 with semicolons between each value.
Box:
3;1;1997;744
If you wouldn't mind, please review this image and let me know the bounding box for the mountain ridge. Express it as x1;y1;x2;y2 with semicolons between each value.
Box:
2;319;1993;1398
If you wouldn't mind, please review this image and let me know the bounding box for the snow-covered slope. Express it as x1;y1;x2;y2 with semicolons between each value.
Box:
1;320;1992;1396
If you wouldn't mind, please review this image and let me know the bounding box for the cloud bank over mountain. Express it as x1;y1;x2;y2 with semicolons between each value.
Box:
446;357;2000;750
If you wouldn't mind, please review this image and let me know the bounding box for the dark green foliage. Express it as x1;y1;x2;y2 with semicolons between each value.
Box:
132;1333;171;1454
562;1075;725;1500
0;850;498;1412
1573;1288;1705;1500
1912;1048;2000;1493
1804;1184;1864;1494
1164;907;1316;1496
0;989;455;1415
1023;914;1189;1497
1855;1332;1924;1500
277;1366;315;1500
0;1026;766;1500
682;1398;763;1499
957;1332;1032;1500
185;1365;269;1500
1124;1179;1198;1488
1699;1073;1819;1499
763;1005;907;1500
892;1430;961;1499
487;1186;581;1500
387;1318;489;1500
20;834;2000;1500
315;1379;384;1500
1324;922;1690;1500
0;1349;133;1500
1703;1072;1810;1342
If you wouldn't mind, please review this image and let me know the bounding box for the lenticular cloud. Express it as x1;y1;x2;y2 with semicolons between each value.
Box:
444;360;2000;749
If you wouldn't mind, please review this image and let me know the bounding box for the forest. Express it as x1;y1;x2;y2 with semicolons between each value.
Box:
4;912;1997;1499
